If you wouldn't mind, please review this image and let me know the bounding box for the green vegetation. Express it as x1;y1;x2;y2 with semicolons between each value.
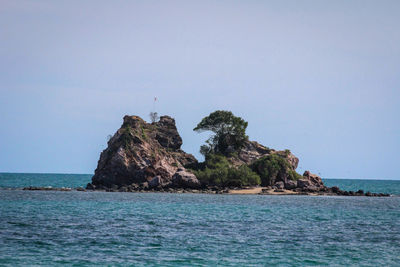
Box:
194;110;248;156
172;162;179;167
141;126;147;140
191;110;301;188
192;154;261;187
288;169;303;181
121;126;133;149
251;154;302;186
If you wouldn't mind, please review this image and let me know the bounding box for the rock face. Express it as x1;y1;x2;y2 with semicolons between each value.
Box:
274;181;285;189
284;180;297;190
88;115;197;189
229;140;299;170
86;114;389;197
296;171;326;192
172;168;201;189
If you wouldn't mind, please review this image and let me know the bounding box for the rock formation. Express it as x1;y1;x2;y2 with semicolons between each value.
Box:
86;114;389;197
87;115;198;189
229;140;299;170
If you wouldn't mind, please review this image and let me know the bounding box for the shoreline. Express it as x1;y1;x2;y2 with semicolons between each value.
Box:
12;186;392;197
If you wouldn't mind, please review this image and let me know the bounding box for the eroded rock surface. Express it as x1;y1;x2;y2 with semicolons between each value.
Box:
172;168;201;189
86;115;389;197
229;140;299;170
88;115;197;189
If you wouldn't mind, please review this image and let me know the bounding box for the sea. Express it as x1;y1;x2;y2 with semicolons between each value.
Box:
0;173;399;266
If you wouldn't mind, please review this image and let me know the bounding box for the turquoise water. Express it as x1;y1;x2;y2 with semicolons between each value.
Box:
1;173;400;196
1;173;400;266
0;173;91;189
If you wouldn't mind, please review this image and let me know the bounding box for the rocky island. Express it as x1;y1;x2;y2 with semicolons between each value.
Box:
85;111;389;197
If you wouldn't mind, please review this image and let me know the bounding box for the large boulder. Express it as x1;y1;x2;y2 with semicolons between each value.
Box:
172;168;201;189
297;171;326;192
284;180;297;190
297;179;311;189
274;181;284;189
89;115;197;189
303;171;324;188
148;176;166;188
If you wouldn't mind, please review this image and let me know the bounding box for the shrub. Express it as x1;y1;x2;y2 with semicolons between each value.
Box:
141;126;147;140
227;165;261;187
251;154;301;186
120;126;133;149
288;169;303;180
193;153;261;187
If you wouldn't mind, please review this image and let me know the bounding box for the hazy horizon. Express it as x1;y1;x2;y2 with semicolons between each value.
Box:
1;1;399;179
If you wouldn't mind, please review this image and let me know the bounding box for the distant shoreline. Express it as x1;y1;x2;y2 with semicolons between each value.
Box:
14;186;391;197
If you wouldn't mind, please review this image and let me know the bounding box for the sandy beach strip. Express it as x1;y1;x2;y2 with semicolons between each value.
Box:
228;187;301;195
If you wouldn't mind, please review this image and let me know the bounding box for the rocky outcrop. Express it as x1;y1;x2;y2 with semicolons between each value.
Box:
87;115;197;189
86;114;389;197
172;168;201;188
284;180;297;190
228;140;299;170
296;171;326;191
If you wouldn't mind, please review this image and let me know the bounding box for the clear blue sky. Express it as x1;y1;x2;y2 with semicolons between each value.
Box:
0;0;399;179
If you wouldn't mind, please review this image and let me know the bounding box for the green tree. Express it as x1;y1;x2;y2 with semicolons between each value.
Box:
193;153;261;187
251;154;302;186
194;110;248;156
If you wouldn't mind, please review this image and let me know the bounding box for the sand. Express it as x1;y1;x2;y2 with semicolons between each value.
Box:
228;187;301;195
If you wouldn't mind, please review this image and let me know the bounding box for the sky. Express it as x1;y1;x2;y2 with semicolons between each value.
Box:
0;0;399;179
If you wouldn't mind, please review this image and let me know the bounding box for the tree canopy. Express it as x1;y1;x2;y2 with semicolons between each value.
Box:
193;110;248;156
192;153;261;187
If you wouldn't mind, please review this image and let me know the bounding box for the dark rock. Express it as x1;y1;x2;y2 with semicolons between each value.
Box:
23;186;72;191
331;186;340;193
149;176;163;188
274;181;284;189
86;183;95;190
284;180;297;190
306;186;319;193
319;187;328;192
155;116;183;149
356;189;364;195
130;183;139;190
96;184;106;190
297;179;311;189
118;186;128;192
141;182;149;190
172;169;201;189
111;184;118;190
76;187;85;191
